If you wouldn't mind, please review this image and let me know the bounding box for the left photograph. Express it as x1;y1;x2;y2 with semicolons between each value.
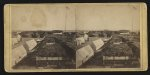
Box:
10;4;77;69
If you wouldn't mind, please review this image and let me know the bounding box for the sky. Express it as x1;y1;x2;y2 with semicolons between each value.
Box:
11;3;140;31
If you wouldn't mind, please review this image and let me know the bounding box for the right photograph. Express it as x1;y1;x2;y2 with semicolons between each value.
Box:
75;4;140;68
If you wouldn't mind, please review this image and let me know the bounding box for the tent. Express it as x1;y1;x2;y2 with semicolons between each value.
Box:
83;33;88;41
75;37;85;46
92;38;104;52
12;45;27;66
76;45;94;68
26;39;37;52
17;34;22;42
12;38;18;46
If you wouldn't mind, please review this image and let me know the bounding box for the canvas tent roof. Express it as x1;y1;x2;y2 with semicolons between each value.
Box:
76;45;94;68
25;39;37;51
12;45;27;66
90;38;104;52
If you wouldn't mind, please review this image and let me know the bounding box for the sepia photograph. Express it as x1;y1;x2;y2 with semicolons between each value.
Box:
4;3;147;72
